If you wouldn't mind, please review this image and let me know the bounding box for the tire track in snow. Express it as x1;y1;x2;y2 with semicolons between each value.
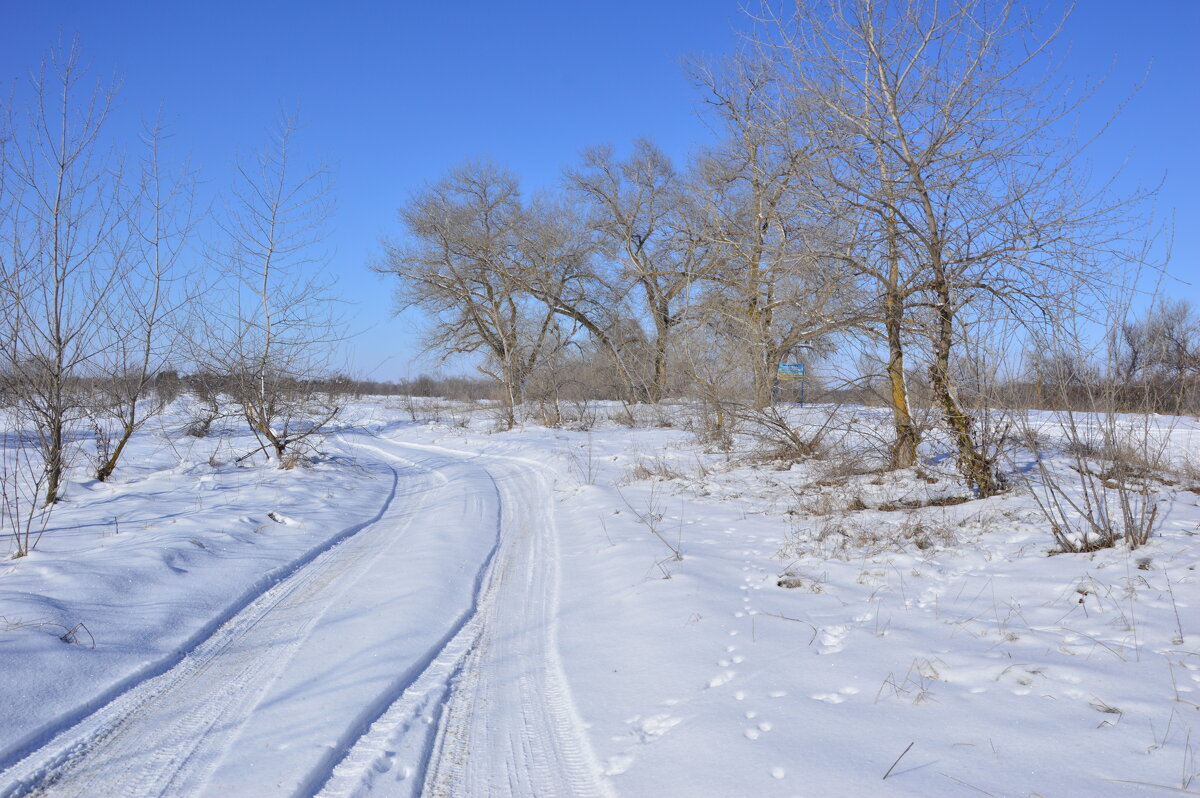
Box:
417;447;612;798
319;444;613;798
0;438;611;798
0;442;469;798
0;456;407;780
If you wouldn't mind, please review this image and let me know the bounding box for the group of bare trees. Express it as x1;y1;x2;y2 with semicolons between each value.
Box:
381;0;1162;495
0;42;340;545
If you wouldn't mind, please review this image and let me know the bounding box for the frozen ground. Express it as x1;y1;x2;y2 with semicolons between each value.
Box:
0;399;1197;796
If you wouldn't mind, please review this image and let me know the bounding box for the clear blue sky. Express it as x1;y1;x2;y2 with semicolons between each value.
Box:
3;1;1196;380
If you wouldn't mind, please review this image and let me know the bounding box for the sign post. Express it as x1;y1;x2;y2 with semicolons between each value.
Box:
774;363;806;406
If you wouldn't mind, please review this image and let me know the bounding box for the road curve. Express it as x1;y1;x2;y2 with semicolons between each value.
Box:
0;434;610;798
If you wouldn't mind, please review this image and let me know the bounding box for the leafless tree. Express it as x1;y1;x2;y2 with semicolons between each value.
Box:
513;193;658;403
566;139;708;402
758;0;1154;495
1;41;122;503
207;113;341;465
380;161;567;428
90;118;197;480
1113;298;1199;412
686;55;860;410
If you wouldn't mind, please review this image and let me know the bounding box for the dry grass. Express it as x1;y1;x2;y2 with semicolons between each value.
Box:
877;496;971;512
619;456;685;485
780;509;958;559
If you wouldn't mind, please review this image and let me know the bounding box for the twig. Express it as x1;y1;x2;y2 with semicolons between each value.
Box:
759;611;819;644
1166;571;1186;645
1102;778;1200;795
882;741;914;780
60;622;96;649
939;772;996;795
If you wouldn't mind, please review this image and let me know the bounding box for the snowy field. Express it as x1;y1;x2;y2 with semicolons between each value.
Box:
0;398;1198;797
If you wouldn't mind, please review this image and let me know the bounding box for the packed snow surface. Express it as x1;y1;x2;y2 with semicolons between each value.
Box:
0;400;1197;796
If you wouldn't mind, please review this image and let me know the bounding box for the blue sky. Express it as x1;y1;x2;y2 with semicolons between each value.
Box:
3;1;1196;380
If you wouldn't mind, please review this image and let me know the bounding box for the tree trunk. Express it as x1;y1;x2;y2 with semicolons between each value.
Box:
929;279;1002;497
45;416;63;505
650;300;671;404
883;221;918;467
886;306;918;469
95;421;135;482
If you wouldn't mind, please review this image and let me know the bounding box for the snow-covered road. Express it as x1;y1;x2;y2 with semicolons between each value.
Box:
0;435;608;798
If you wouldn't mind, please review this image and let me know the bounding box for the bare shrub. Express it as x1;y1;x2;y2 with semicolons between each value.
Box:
1019;408;1166;552
1;421;54;558
558;399;598;431
1016;308;1170;552
181;375;228;438
740;404;841;464
680;400;737;452
616;483;683;577
565;434;597;485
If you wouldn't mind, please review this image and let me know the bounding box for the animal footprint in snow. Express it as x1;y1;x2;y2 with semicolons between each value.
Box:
708;670;736;688
625;713;681;743
818;625;847;654
603;754;634;776
810;693;845;704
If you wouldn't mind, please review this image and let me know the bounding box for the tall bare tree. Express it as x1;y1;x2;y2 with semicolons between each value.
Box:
688;55;859;410
381;161;567;428
90;118;197;481
208;113;340;464
566;140;706;402
514;193;660;403
760;0;1152;494
2;41;122;503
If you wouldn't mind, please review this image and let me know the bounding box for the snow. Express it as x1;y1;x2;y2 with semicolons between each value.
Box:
1;399;1198;796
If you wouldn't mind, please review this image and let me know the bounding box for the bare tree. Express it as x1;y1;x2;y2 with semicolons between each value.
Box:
566;140;706;402
759;0;1154;495
1114;298;1199;412
381;161;566;428
208;113;341;465
91;118;197;480
1;41;122;503
514;193;655;403
687;55;859;410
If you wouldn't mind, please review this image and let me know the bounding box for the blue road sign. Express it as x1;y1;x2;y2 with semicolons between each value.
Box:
777;363;805;378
